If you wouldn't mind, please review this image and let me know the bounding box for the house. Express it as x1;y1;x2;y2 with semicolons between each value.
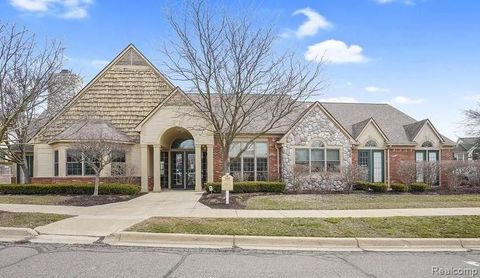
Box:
26;44;455;192
454;137;480;161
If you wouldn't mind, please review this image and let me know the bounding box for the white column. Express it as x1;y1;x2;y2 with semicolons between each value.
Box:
207;144;214;182
58;146;67;177
140;144;149;192
153;145;161;192
195;144;202;192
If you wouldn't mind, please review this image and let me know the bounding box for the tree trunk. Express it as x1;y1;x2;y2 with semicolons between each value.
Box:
222;150;230;175
94;174;100;196
17;154;31;184
20;164;31;184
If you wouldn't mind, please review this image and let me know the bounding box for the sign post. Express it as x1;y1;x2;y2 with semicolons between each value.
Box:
221;173;233;205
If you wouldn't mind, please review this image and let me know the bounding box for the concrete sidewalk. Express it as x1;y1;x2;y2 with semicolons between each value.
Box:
2;192;480;237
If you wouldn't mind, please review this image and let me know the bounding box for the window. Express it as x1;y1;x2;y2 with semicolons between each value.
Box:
416;150;439;185
171;138;194;149
421;141;433;148
54;150;59;176
111;150;126;176
160;151;169;187
66;150;82;176
294;143;341;173
326;150;340;172
229;142;268;181
473;149;480;161
66;149;100;176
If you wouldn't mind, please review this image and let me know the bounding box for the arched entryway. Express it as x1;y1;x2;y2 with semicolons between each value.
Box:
157;127;206;190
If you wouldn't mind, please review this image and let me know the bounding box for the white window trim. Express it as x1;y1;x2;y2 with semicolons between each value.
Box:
229;141;269;181
293;144;343;173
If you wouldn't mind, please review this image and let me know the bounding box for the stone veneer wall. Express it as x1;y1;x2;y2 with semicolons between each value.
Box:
281;106;352;191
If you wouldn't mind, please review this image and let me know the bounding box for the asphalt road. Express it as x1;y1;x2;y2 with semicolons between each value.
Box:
1;243;480;278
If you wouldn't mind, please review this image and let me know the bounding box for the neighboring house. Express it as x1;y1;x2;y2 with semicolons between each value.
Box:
454;137;480;161
26;44;455;192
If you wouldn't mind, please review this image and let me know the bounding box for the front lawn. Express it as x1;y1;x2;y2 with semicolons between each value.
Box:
244;194;480;210
0;195;138;206
0;211;71;228
129;216;480;238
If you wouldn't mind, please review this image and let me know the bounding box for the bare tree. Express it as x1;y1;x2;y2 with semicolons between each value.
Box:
162;1;324;176
70;141;127;195
68;119;130;195
464;103;480;137
396;161;418;186
0;22;66;183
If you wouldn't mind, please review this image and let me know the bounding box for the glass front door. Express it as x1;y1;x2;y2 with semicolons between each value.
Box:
171;151;195;189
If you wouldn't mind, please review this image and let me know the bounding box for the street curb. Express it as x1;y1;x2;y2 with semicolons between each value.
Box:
234;235;359;251
103;232;477;251
0;227;38;242
357;238;466;252
104;232;234;248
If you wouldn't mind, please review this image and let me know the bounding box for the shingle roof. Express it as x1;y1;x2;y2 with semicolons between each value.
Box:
320;102;454;145
403;119;428;141
456;137;479;152
34;44;173;143
351;118;372;139
50;119;135;143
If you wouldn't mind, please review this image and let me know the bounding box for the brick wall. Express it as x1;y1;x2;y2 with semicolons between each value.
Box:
213;136;223;182
351;147;358;165
440;148;454;188
388;148;415;184
213;136;281;182
31;176;141;185
267;138;280;181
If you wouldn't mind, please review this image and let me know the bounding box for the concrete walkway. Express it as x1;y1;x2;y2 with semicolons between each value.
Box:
2;191;480;237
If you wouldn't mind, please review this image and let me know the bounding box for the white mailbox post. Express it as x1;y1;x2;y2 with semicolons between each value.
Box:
221;173;233;205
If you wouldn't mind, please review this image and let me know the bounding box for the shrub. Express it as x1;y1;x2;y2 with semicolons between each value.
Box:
0;183;140;195
203;181;285;193
369;183;388;193
353;181;371;191
390;183;408;193
410;182;428;192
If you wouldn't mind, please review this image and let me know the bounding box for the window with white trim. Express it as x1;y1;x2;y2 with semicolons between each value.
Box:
294;140;341;173
229;142;268;181
66;150;99;176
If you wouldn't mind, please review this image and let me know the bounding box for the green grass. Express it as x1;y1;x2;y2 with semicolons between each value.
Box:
245;194;480;210
0;195;72;205
0;211;71;228
129;216;480;238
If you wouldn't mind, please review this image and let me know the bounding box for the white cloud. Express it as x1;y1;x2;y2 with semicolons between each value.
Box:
390;96;425;104
9;0;93;19
365;86;389;93
318;96;358;103
292;7;331;38
305;39;367;64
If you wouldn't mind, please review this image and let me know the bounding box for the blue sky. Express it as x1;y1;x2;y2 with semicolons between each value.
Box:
1;0;479;140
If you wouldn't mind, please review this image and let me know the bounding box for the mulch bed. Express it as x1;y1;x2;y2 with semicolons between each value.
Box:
56;195;140;206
